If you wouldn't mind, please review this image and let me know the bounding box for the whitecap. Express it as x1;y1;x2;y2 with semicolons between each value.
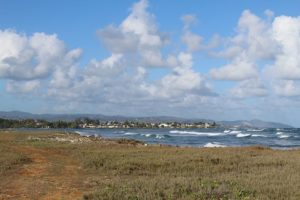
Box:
251;134;268;138
169;130;224;136
204;142;227;148
124;132;139;135
141;133;153;137
276;132;284;135
155;134;165;139
247;129;264;132
223;130;231;133
228;130;241;135
278;135;290;139
236;133;251;138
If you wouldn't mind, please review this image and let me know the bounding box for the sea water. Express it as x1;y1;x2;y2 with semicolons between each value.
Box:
75;128;300;149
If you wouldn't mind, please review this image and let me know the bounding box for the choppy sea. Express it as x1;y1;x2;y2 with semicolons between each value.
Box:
75;128;300;149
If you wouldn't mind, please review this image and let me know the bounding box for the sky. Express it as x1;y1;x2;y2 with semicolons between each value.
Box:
1;0;300;126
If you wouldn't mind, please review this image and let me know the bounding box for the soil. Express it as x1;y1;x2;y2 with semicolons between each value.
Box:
0;146;84;200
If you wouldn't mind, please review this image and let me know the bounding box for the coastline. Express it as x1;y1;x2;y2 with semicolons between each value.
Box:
4;127;299;150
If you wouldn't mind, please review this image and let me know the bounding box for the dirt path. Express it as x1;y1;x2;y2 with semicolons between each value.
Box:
0;146;84;200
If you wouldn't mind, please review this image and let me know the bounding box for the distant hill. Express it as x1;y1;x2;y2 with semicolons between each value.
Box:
0;111;206;123
0;111;293;128
218;119;293;128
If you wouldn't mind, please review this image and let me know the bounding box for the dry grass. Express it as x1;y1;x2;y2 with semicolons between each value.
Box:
0;130;300;200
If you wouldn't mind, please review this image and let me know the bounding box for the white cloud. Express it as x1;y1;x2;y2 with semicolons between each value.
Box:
97;0;169;68
181;31;203;52
229;79;268;98
121;0;158;45
210;10;277;81
0;30;81;84
142;52;213;99
268;16;300;80
6;80;40;93
210;56;258;81
274;80;300;97
97;25;139;54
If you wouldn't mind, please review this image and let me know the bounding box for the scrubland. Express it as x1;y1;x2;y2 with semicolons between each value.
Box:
0;130;299;200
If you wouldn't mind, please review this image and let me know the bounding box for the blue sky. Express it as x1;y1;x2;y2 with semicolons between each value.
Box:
1;0;300;126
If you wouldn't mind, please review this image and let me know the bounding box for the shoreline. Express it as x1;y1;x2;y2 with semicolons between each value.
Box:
2;128;299;150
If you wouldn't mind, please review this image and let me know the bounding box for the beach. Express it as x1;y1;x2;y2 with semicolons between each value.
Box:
1;130;300;200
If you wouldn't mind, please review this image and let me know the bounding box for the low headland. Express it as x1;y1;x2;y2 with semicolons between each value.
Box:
0;129;300;200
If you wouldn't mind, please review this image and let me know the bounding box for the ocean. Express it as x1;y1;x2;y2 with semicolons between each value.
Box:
75;128;300;149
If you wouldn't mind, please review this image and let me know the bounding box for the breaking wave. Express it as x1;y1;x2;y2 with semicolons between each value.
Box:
278;135;290;139
236;133;251;138
169;130;224;136
251;134;268;138
247;129;264;132
124;132;139;135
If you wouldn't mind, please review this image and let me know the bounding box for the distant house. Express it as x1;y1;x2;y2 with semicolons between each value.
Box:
158;123;169;128
204;123;210;128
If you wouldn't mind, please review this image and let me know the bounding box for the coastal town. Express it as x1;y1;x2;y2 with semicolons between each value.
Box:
80;120;218;129
0;117;218;129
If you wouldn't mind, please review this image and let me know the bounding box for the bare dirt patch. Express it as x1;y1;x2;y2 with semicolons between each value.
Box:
0;145;83;200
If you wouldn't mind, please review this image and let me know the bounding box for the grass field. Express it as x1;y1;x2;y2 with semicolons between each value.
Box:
0;130;299;200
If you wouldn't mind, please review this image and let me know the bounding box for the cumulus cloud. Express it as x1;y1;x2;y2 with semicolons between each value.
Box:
209;9;300;99
97;25;139;53
210;10;277;82
0;30;80;81
6;80;40;93
97;0;168;68
181;31;203;52
229;79;268;98
1;0;213;111
274;80;300;97
0;29;81;95
210;56;258;81
268;16;300;80
142;52;213;99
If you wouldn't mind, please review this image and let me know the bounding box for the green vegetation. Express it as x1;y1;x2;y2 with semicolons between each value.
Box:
0;118;79;128
0;117;217;129
0;144;31;176
0;130;300;199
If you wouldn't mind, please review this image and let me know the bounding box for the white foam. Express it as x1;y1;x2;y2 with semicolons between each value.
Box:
236;133;251;138
142;133;152;137
223;130;231;133
278;135;290;139
204;142;227;148
169;130;224;136
247;129;264;132
276;132;284;135
228;130;242;135
252;134;268;138
155;134;165;139
124;132;139;135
